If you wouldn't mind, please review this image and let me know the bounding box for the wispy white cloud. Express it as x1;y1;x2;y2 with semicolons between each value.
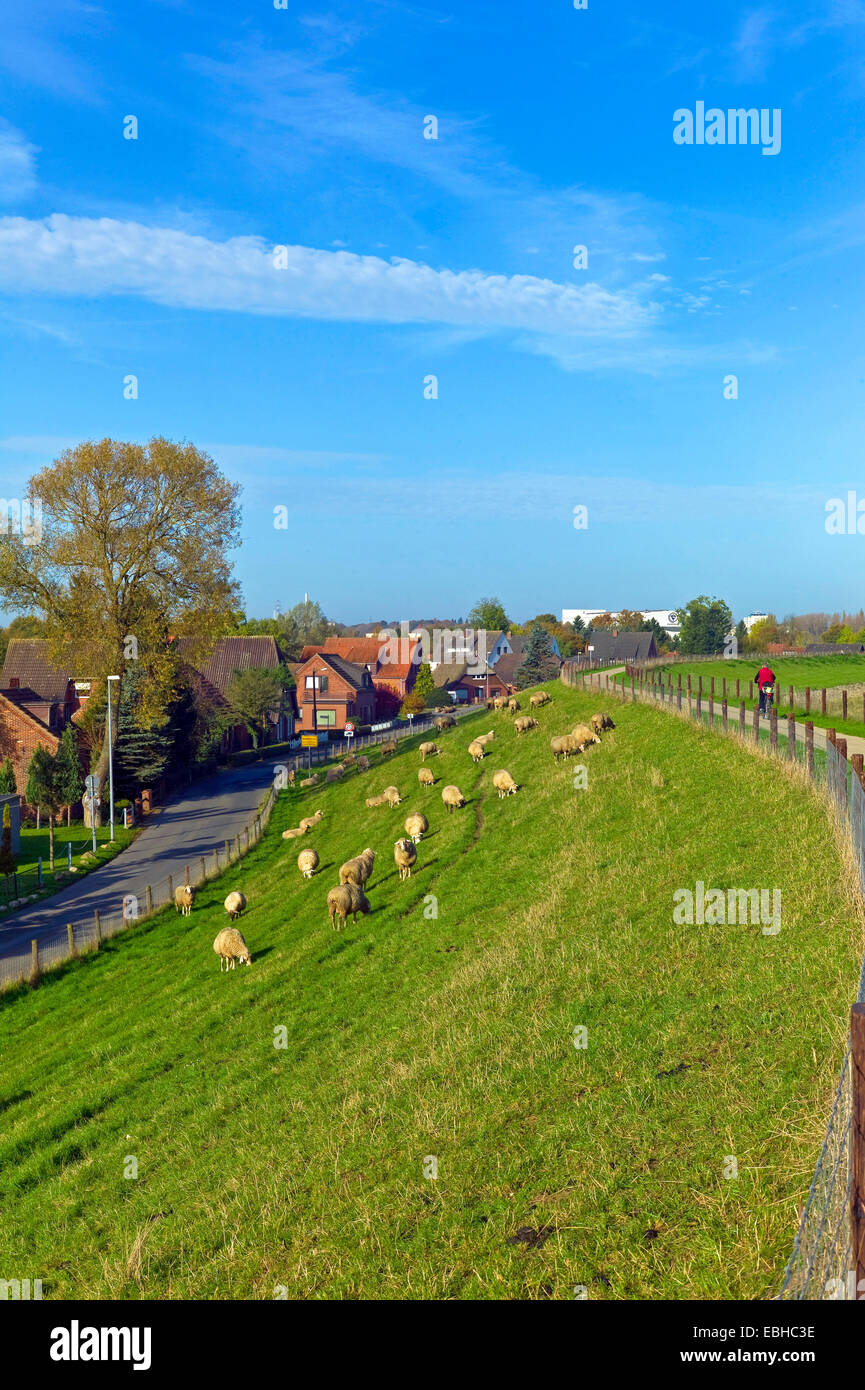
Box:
0;121;37;201
731;9;777;81
0;214;656;339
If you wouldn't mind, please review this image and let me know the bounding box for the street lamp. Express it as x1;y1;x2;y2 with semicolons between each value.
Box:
107;675;120;842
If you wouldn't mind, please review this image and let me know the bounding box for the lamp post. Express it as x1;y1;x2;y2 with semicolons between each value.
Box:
107;675;120;842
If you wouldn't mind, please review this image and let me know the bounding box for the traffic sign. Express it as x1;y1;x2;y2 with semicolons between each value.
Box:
85;774;100;794
344;722;354;737
301;734;318;748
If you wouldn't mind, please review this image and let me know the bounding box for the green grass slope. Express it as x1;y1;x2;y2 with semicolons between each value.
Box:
0;681;862;1301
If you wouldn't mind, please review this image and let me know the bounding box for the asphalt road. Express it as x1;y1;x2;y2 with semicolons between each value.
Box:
0;758;282;963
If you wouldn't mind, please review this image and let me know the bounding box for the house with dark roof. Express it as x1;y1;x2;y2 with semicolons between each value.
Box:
0;638;80;730
178;635;296;752
581;630;658;663
0;688;62;796
300;634;421;716
804;642;865;655
431;661;509;705
293;651;377;731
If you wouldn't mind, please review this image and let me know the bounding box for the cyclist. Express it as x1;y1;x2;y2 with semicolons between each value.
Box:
756;662;776;717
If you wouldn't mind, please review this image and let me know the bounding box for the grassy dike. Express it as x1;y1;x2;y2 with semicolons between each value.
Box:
0;680;862;1300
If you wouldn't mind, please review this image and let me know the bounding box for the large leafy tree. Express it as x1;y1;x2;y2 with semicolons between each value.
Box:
0;758;16;795
25;745;64;870
0;438;241;817
0;802;16;886
413;662;436;704
225;667;287;748
466;597;511;632
54;724;84;826
514;623;560;689
676;596;734;655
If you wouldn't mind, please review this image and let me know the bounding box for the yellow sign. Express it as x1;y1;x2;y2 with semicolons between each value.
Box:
300;734;319;747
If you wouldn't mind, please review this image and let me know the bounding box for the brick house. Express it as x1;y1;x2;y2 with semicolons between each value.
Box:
294;653;377;732
0;638;80;730
431;662;509;705
300;636;420;717
178;635;297;753
0;688;61;795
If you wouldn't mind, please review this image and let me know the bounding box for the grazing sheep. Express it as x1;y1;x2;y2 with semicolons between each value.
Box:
442;785;466;812
282;826;305;840
339;847;375;887
601;713;616;730
224;890;247;920
325;765;345;783
299;809;324;834
571;723;601;752
468;740;486;763
404;811;428;844
507;697;520;714
383;785;402;807
394;837;418;880
342;753;357;768
492;770;519;798
514;716;540;735
485;698;495;711
380;739;397;758
174;884;196;916
297;848;319;879
550;734;580;763
529;691;552;708
327;882;371;931
356;755;370;771
493;695;508;711
419;741;439;761
287;768;296;785
213;926;251;970
435;713;456;731
475;730;495;746
418;766;435;788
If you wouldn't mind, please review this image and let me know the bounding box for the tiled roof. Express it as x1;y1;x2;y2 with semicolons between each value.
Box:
301;638;386;665
0;639;72;702
177;635;282;694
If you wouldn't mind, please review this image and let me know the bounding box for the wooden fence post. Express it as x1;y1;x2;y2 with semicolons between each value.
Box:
167;875;173;904
749;680;754;701
200;855;206;883
805;686;811;714
185;863;190;885
696;692;702;721
687;674;691;697
736;679;740;699
827;727;837;746
788;685;794;712
710;676;715;696
722;677;726;699
146;884;153;915
722;698;728;732
769;708;778;752
752;703;760;742
708;695;714;726
94;909;101;943
67;923;75;956
822;688;827;716
852;752;864;786
30;938;39;983
739;700;746;737
843;689;849;721
851;1002;865;1298
805;721;814;778
225;839;231;862
677;683;682;710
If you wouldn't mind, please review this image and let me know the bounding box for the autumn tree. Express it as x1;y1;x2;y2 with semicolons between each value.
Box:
225;667;287;748
0;438;241;819
54;724;84;826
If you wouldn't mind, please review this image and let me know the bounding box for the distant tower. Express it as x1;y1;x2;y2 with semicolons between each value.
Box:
304;592;309;604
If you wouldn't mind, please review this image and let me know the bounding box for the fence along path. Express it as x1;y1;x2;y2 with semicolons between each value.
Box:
562;662;865;1301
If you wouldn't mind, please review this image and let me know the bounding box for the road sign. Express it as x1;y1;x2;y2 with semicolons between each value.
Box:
85;774;100;794
301;734;318;748
344;722;354;737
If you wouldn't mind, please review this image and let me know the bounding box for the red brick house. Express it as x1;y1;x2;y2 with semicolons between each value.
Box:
0;638;80;730
178;635;297;753
294;653;377;732
0;688;61;794
300;636;420;716
431;662;509;705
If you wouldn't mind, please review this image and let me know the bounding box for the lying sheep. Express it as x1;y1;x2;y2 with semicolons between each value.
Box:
404;811;428;843
282;826;305;840
435;713;456;731
224;890;247;920
475;729;495;746
571;723;601;752
529;691;552;708
299;809;324;833
514;716;540;735
366;792;388;807
300;773;320;788
394;837;418;880
468;740;486;763
339;847;375;887
442;785;466;812
419;742;438;761
174;884;196;916
550;734;580;763
418;766;435;788
297;848;319;879
327;882;371;931
380;739;397;758
342;753;357;768
213;926;251;970
492;769;519;798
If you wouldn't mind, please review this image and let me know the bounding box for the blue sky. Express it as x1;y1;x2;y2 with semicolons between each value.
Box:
1;1;864;624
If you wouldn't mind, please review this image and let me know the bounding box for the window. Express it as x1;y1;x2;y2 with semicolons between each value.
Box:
316;709;336;727
305;673;329;691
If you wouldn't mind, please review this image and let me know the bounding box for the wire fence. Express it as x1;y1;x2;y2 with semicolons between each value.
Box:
0;784;279;993
564;661;865;1300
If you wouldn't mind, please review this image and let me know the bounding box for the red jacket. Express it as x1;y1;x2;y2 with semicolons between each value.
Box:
756;666;775;689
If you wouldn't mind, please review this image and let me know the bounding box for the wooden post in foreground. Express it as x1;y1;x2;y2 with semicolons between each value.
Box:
752;702;760;743
805;686;811;715
94;908;101;943
722;698;728;732
67;923;75;957
805;721;814;778
787;713;796;760
769;708;778;752
739;700;746;737
822;688;827;716
851;1003;865;1299
844;689;849;722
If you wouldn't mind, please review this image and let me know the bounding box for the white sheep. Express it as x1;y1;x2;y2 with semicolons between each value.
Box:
299;809;324;833
339;847;375;886
224;890;247;920
213;927;251;970
492;769;519;798
394;837;418;880
297;848;319;879
419;742;439;761
404;811;428;843
468;740;485;763
174;884;196;916
442;785;466;812
418;766;435;788
327;883;371;931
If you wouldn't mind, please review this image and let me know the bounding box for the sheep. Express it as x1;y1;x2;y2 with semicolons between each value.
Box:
356;754;370;771
442;785;466;812
282;826;305;840
507;697;520;714
418;766;435;788
529;691;552;708
213;926;251;970
297;848;319;879
366;793;387;807
394;837;418;880
571;723;601;752
475;730;495;746
601;713;616;730
493;695;508;711
224;890;247;920
299;809;324;833
492;769;519;798
514;716;540;735
468;740;486;763
550;734;580;763
325;765;345;783
342;753;357;768
174;884;196;916
404;811;428;844
383;785;402;807
327;882;371;931
287;768;297;785
435;713;456;731
380;739;397;758
339;847;375;887
419;741;439;761
299;773;320;788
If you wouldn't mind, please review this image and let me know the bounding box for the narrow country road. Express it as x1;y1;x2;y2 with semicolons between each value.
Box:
0;758;282;964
